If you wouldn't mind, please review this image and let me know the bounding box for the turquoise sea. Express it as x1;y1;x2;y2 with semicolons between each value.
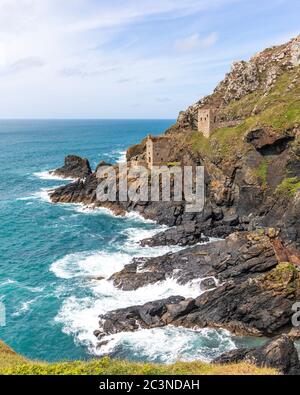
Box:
0;120;264;363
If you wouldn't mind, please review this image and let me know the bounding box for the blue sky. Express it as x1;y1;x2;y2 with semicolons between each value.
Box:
0;0;299;119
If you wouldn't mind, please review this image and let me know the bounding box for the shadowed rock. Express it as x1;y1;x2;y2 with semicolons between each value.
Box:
96;263;300;338
214;335;300;375
140;222;209;247
50;155;92;179
110;231;279;291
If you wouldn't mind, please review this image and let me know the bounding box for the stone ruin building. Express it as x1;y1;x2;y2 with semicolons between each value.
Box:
197;108;218;137
146;135;171;168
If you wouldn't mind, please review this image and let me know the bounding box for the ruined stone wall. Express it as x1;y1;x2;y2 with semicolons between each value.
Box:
146;138;153;167
198;109;217;137
146;137;171;167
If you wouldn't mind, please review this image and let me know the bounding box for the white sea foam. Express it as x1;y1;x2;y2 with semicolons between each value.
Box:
59;201;158;226
52;223;209;358
70;204;116;217
55;277;233;361
102;149;127;163
33;171;77;181
116;150;127;163
50;241;182;280
0;279;17;287
36;187;53;203
70;205;159;226
49;185;224;362
123;223;164;241
124;211;157;224
51;212;208;359
16;196;37;201
12;297;40;317
94;327;236;363
122;228;183;256
50;251;130;280
25;285;45;293
93;276;205;306
17;186;58;203
50;220;183;282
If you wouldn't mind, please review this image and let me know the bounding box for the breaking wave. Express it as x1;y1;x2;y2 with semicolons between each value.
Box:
31;163;234;364
52;218;225;362
33;171;77;181
55;289;236;363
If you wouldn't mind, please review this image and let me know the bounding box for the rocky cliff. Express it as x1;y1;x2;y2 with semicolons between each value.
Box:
175;34;300;129
48;35;300;374
51;35;300;253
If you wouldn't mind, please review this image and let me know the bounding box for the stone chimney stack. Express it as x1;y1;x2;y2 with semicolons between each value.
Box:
198;108;217;137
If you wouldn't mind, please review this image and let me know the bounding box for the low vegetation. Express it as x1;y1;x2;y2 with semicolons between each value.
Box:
187;67;300;162
0;341;277;375
276;177;300;197
259;262;300;296
256;159;270;188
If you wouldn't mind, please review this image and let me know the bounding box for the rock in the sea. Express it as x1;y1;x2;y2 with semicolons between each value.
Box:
200;277;217;291
214;335;300;375
140;221;209;247
97;263;300;338
177;262;300;336
110;231;279;291
50;155;92;179
97;296;184;336
48;37;300;253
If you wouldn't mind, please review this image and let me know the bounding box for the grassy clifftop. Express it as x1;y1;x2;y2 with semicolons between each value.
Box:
166;35;300;165
0;341;277;375
185;65;300;162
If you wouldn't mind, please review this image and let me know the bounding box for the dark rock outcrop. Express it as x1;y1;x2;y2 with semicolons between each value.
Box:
214;335;300;375
245;129;295;155
175;35;300;130
50;173;98;204
96;296;184;336
48;36;300;369
140;222;209;247
97;262;300;338
174;263;299;336
50;155;92;179
48;37;300;253
111;231;279;291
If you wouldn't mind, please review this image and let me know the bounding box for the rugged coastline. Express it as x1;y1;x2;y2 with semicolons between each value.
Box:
48;35;300;374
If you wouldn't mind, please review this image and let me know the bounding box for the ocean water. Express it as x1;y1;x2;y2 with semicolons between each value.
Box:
0;119;264;363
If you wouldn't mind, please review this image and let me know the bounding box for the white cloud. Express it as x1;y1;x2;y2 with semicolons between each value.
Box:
153;78;166;83
201;32;219;48
0;0;292;118
64;0;231;33
156;97;172;102
60;66;121;78
0;56;44;76
116;78;134;84
175;32;218;52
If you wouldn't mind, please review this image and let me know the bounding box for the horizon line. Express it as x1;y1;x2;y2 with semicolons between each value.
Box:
0;118;176;121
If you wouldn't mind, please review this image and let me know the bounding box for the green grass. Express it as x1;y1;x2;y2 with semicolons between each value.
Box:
256;159;270;188
260;262;300;296
0;341;277;376
276;177;300;197
167;162;181;167
186;67;300;162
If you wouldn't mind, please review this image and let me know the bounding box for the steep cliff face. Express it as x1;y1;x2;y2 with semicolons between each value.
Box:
49;36;300;361
50;35;300;253
175;34;300;130
161;35;300;252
